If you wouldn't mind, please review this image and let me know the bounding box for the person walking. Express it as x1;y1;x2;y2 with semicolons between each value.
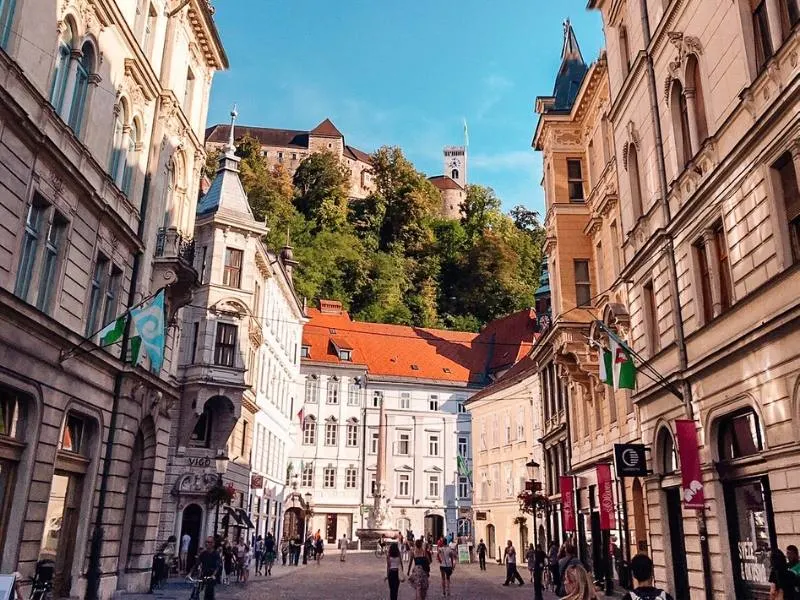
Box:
526;544;536;583
339;534;348;562
476;539;487;571
562;564;598;600
253;536;263;576
502;540;524;586
180;532;191;574
386;542;405;600
548;541;560;593
436;537;457;597
315;536;324;565
197;537;222;600
240;544;251;584
533;544;547;600
280;539;288;566
788;545;800;577
264;532;275;575
408;538;431;600
621;554;675;600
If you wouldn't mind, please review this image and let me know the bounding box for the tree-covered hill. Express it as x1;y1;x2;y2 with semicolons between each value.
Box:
206;136;545;331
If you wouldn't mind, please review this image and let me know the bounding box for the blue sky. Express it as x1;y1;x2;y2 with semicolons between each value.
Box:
206;1;604;216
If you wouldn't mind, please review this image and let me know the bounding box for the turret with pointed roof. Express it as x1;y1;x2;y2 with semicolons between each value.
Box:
537;19;589;115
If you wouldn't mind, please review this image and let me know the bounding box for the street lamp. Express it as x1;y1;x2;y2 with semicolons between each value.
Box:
526;459;540;547
213;451;229;539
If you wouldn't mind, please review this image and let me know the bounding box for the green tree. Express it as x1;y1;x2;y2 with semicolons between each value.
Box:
461;184;502;242
293;151;351;232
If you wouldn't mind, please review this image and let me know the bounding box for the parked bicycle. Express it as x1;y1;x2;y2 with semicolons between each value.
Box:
29;560;54;600
186;568;215;600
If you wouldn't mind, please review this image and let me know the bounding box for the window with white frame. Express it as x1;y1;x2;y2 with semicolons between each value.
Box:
428;434;440;456
345;467;357;488
301;464;313;487
323;467;336;488
480;421;487;451
492;416;499;448
505;414;511;444
398;473;410;497
325;419;338;446
370;431;379;454
370;473;377;496
504;463;514;497
302;416;316;445
326;377;339;404
397;431;410;455
346;421;358;447
517;407;525;440
347;382;360;405
427;474;440;498
457;400;466;413
428;395;439;411
458;436;468;457
400;392;410;409
372;390;383;408
213;323;237;367
305;376;319;404
458;476;469;499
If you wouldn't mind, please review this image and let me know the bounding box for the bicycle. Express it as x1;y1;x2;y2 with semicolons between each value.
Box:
186;569;215;600
29;560;54;600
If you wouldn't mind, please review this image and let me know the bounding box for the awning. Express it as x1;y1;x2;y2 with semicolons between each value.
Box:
223;506;243;526
237;508;255;529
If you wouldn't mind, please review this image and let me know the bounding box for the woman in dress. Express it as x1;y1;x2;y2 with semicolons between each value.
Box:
562;564;598;600
407;538;430;600
386;543;405;600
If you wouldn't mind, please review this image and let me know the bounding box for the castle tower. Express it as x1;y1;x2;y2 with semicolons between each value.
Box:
443;145;467;188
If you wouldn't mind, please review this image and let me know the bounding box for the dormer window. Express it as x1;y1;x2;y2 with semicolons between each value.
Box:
300;345;310;358
338;349;352;361
330;336;353;362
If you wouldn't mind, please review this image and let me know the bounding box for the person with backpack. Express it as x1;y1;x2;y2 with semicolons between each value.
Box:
622;554;675;600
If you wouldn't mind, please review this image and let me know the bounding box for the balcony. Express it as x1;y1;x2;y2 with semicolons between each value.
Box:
152;227;199;319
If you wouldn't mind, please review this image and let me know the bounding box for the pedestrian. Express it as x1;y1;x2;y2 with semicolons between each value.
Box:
315;536;324;564
339;534;348;562
386;542;405;600
562;564;598;600
526;543;536;582
253;536;263;576
197;537;221;600
222;543;234;585
788;545;800;577
407;538;431;600
264;532;275;575
769;550;799;600
548;540;560;592
502;540;525;586
180;532;191;574
476;539;487;571
558;544;581;595
281;539;288;566
240;544;251;584
621;554;675;600
436;537;457;597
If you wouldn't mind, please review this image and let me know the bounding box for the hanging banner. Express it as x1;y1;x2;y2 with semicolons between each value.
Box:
613;443;648;477
675;419;705;509
596;464;616;530
560;476;576;532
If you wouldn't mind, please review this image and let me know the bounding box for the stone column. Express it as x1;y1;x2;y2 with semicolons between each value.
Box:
701;229;723;318
765;0;784;55
376;393;387;495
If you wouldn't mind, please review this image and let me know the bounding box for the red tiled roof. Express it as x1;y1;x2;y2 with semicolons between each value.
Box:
465;356;538;404
429;175;463;191
310;118;344;138
302;304;537;384
345;145;372;164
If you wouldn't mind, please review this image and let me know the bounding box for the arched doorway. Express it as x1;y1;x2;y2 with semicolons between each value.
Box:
486;524;496;559
424;514;444;541
283;507;304;541
180;504;203;574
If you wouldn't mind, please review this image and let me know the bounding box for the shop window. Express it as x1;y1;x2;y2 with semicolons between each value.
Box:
718;408;763;460
0;386;31;559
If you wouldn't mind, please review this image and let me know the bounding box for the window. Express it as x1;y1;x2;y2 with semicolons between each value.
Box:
427;475;440;498
574;260;591;306
301;464;313;487
610;221;622;274
35;212;67;314
719;409;763;460
458;436;468;457
595;241;605;292
686;55;708;147
184;67;195;116
326;378;339;404
400;392;410;409
694;237;714;324
189;322;199;363
68;42;93;134
305;376;318;403
567;159;584;201
428;434;439;456
517;407;525;439
109;110;124;184
670;80;693;170
398;473;410;496
60;413;85;453
504;414;511;444
121;124;138;196
458;476;469;499
781;0;800;36
189;407;212;447
213;323;237;367
50;23;72;114
240;420;248;457
100;266;122;328
370;474;377;496
141;3;157;57
14;200;46;302
771;152;800;264
323;467;335;488
370;431;379;454
714;224;732;312
619;25;631;77
338;349;352;361
85;255;110;336
346;422;358;447
302;417;316;446
428;395;439;411
451;168;459;179
198;246;208;284
627;144;644;222
372;391;383;408
324;420;337;446
223;248;243;288
397;432;410;455
0;0;15;48
347;382;360;406
643;280;658;354
753;0;773;72
457;400;466;413
345;467;357;488
300;345;310;358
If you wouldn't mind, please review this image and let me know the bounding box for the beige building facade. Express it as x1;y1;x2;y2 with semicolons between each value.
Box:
0;0;225;598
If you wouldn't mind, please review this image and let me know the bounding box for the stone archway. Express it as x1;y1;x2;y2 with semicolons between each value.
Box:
283;507;305;541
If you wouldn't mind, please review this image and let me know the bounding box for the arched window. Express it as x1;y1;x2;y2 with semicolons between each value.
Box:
121;120;139;195
670;80;693;170
657;427;677;474
109;108;125;183
68;41;93;133
50;23;73;113
685;55;708;151
451;168;459;180
190;406;213;447
0;0;16;48
627;143;644;222
302;416;316;446
718;408;762;460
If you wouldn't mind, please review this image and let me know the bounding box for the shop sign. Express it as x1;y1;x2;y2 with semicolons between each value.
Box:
250;474;263;489
475;511;487;521
596;464;616;530
675;420;705;509
737;540;768;584
187;456;211;468
560;476;576;532
613;444;648;477
458;507;471;517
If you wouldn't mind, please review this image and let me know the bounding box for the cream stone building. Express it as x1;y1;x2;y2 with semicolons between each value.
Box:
581;1;800;598
0;0;225;598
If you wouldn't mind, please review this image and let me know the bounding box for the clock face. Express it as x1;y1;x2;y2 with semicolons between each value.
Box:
449;158;460;169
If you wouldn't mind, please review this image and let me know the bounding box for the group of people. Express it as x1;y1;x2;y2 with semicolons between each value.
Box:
769;544;800;600
280;531;326;566
380;535;460;600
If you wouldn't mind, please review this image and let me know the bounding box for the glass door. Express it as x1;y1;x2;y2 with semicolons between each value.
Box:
40;472;83;598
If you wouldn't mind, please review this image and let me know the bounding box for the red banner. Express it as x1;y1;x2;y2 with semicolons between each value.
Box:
675;419;705;509
596;464;616;530
560;476;576;532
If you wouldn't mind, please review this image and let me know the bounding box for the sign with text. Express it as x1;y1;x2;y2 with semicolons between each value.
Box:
675;419;705;509
475;511;487;521
560;476;576;532
613;444;648;477
596;463;616;530
458;544;470;564
250;474;263;489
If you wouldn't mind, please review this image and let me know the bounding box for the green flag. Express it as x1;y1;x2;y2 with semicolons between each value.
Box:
98;316;125;347
598;348;613;386
457;454;471;478
610;336;636;390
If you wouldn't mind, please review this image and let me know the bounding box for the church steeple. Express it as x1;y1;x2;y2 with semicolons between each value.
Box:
561;18;584;63
550;18;589;112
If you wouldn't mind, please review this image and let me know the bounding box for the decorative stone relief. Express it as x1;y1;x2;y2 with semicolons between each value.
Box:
172;472;220;497
59;0;107;37
664;32;703;105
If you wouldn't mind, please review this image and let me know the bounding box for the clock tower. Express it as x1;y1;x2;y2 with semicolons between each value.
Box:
443;145;467;188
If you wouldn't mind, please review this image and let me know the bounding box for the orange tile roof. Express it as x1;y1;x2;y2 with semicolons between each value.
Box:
301;304;537;385
310;118;344;138
428;175;464;191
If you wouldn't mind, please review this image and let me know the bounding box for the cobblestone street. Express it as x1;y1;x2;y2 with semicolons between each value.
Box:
215;553;562;600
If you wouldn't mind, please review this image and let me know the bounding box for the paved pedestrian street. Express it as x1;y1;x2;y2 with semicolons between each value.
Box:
215;553;564;600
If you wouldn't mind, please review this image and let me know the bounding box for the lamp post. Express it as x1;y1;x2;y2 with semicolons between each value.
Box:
526;459;540;548
213;451;229;539
302;493;313;565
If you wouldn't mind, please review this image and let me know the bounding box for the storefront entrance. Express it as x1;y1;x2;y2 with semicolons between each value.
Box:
40;472;82;599
180;504;203;574
486;524;496;558
664;487;690;600
325;513;337;543
424;514;444;541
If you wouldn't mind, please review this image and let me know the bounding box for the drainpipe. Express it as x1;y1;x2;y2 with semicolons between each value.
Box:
638;1;712;598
